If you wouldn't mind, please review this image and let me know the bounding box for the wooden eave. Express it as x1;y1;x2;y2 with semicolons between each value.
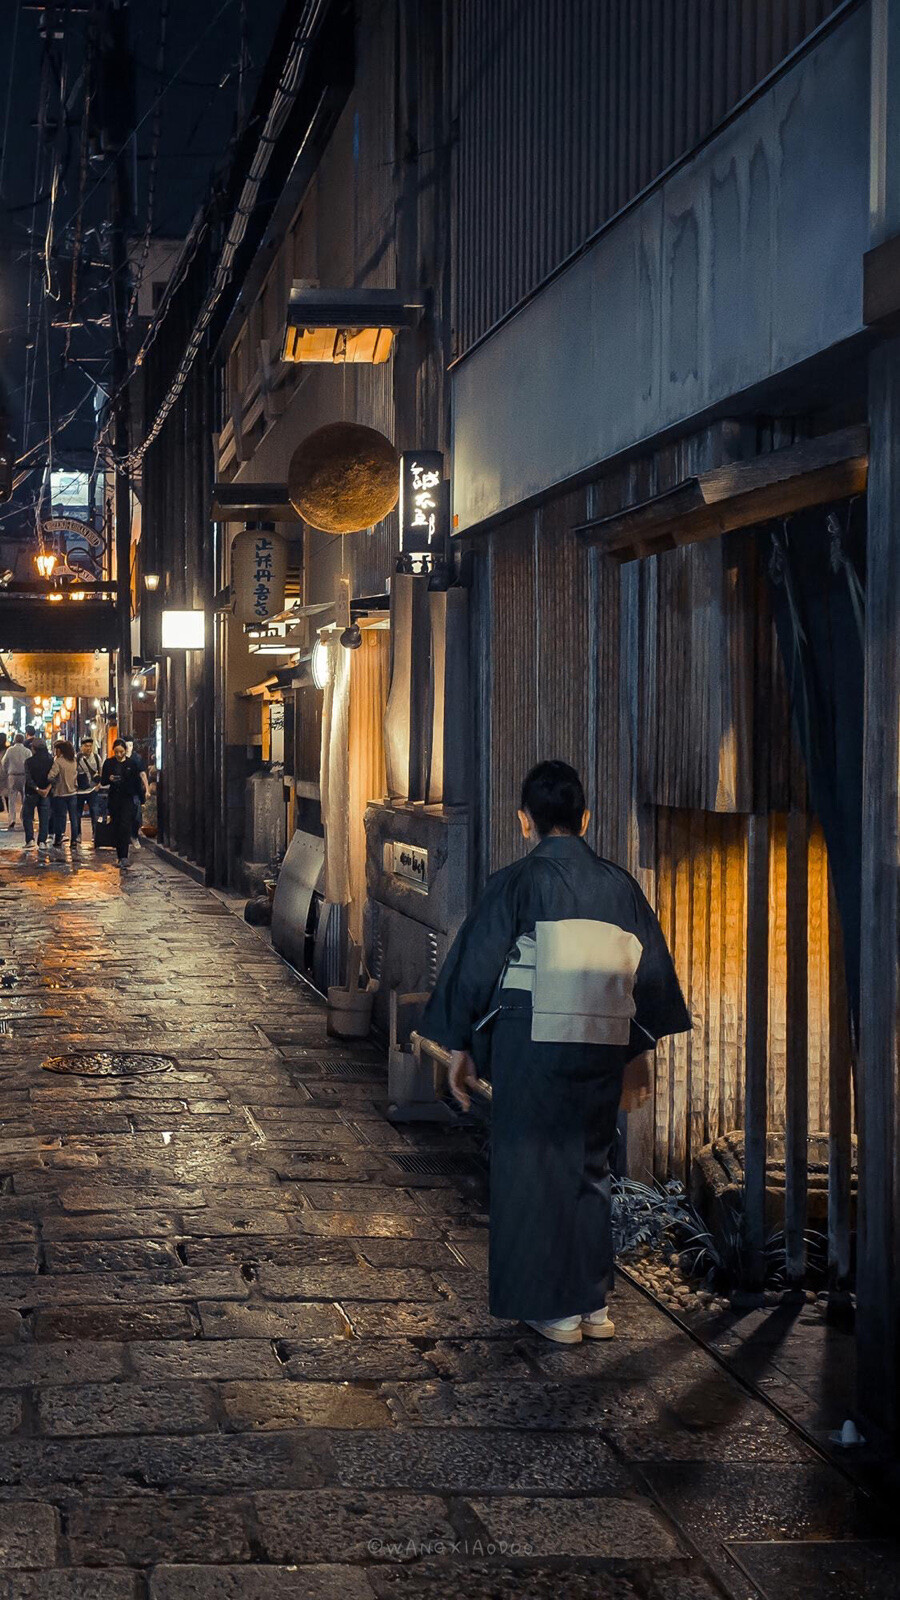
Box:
210;482;300;523
575;425;868;562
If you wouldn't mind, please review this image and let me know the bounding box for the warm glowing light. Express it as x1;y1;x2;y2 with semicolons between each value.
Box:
161;609;205;649
64;697;75;711
35;552;57;579
71;590;86;601
53;712;62;727
144;573;160;592
47;593;63;603
311;635;330;690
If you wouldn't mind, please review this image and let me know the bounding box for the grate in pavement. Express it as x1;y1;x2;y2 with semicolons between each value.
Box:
388;1152;483;1178
319;1061;384;1083
41;1050;176;1078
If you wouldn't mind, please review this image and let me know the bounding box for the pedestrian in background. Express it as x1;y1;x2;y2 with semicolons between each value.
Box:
101;739;146;870
47;739;81;856
76;735;103;843
23;737;53;855
2;735;29;830
124;737;147;851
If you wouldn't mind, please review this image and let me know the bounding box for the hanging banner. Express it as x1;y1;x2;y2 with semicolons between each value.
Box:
5;652;110;699
41;516;107;580
399;450;448;558
231;527;289;625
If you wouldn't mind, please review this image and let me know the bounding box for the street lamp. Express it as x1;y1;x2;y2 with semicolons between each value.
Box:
35;552;56;579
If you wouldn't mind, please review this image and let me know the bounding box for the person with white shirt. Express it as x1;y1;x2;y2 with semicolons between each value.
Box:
2;736;30;830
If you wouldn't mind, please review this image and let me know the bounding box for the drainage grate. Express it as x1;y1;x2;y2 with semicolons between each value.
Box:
42;1050;176;1078
320;1061;384;1083
389;1152;483;1179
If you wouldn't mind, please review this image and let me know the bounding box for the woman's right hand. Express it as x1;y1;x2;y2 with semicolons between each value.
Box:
448;1050;478;1111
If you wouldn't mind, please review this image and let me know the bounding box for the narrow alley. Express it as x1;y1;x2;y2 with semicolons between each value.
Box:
0;842;891;1599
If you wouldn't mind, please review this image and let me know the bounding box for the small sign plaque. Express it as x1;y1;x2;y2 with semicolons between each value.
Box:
386;839;429;890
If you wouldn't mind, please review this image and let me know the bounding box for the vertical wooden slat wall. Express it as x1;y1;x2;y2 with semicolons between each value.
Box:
476;484;845;1189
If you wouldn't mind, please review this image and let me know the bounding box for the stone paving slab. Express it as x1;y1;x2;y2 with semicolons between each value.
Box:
0;844;893;1597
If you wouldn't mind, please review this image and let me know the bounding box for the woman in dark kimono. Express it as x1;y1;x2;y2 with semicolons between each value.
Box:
422;760;691;1344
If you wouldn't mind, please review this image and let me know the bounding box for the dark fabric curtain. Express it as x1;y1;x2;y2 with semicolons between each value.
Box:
763;496;866;1028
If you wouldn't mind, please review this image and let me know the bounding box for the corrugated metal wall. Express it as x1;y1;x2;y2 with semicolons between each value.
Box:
452;0;849;355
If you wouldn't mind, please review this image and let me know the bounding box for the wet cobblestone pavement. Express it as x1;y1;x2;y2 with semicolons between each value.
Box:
0;841;895;1598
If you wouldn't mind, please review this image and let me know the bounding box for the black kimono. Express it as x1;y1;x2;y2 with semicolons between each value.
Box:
422;835;691;1322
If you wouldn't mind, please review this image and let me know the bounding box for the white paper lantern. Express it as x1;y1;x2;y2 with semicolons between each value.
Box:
231;527;289;626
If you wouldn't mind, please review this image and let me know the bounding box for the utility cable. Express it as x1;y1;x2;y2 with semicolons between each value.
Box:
122;0;329;472
0;0;23;202
126;0;169;331
65;5;98;361
55;0;239;245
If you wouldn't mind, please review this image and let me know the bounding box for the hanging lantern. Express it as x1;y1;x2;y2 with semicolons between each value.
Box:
64;697;75;711
231;525;289;626
288;423;399;533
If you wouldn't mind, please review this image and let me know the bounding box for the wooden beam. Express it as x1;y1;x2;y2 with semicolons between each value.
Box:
856;337;900;1445
743;814;770;1294
827;877;853;1308
210;482;301;524
576;426;869;562
784;811;809;1289
863;231;900;326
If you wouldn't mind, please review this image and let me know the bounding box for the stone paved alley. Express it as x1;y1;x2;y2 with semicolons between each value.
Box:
0;842;895;1600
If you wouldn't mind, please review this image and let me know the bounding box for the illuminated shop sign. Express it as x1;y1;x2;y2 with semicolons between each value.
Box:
399;450;448;561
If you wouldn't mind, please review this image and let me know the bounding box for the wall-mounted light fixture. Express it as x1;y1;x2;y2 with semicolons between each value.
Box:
281;286;423;365
144;573;160;592
311;635;330;690
161;610;205;650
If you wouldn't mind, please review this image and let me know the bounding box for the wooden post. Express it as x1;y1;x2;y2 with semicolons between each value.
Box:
857;334;900;1443
743;814;769;1292
827;879;853;1310
784;811;809;1288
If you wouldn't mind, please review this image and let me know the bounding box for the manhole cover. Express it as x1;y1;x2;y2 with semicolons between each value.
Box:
42;1050;177;1078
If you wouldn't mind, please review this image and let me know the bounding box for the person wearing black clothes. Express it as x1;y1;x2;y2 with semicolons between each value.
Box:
124;739;146;850
23;737;53;854
422;760;691;1346
101;740;148;870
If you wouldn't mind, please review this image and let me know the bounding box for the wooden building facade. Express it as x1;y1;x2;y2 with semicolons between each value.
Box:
132;0;900;1447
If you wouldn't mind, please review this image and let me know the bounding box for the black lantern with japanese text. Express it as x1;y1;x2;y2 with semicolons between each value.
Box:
398;450;448;571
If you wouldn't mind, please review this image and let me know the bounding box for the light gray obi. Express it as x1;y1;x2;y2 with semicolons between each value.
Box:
501;919;643;1045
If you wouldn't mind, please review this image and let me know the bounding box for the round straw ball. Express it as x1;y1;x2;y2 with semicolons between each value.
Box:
288;423;400;534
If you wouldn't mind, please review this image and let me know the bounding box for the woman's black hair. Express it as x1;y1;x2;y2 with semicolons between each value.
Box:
520;760;586;837
55;739;76;762
112;739;127;752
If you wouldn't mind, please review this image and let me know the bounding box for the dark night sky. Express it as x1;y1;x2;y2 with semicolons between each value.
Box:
0;0;284;541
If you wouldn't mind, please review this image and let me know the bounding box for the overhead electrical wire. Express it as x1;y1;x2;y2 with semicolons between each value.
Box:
0;0;23;202
122;0;329;472
126;0;170;330
65;6;97;362
54;0;241;246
